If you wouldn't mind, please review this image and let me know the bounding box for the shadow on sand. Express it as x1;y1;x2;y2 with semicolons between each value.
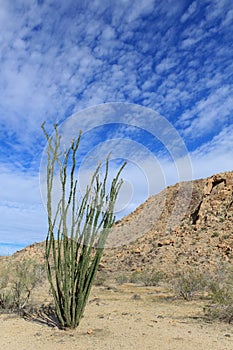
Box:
22;304;62;329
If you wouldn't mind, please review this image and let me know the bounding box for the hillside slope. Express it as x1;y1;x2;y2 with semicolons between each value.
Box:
102;171;233;274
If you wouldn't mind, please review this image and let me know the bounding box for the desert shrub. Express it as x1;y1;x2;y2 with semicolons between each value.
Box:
170;269;208;301
115;269;164;286
204;270;233;322
115;274;129;285
130;269;164;286
140;269;164;286
129;271;141;284
94;271;108;286
0;259;45;312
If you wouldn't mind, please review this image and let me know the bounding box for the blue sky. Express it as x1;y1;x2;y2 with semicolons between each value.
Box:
0;0;232;253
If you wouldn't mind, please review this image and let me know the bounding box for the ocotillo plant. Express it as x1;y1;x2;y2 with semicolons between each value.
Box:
41;123;125;329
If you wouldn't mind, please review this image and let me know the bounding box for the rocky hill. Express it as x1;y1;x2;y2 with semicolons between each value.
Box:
11;171;233;275
102;171;233;275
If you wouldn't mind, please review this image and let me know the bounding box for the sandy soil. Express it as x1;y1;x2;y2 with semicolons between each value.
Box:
0;284;233;350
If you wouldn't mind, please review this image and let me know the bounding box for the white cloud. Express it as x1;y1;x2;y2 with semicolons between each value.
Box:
222;8;233;26
0;163;47;245
178;86;233;138
180;1;197;23
190;124;233;179
205;0;232;22
126;0;155;23
156;58;177;74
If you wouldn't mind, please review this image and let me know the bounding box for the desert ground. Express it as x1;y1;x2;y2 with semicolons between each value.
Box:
1;283;233;350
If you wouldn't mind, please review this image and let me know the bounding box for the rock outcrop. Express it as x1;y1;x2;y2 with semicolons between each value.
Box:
103;171;233;275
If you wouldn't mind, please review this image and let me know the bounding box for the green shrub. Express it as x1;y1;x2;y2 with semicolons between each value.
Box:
170;269;207;301
140;269;164;286
0;259;45;312
204;270;233;322
115;274;129;284
94;271;108;286
130;269;164;286
115;269;164;286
